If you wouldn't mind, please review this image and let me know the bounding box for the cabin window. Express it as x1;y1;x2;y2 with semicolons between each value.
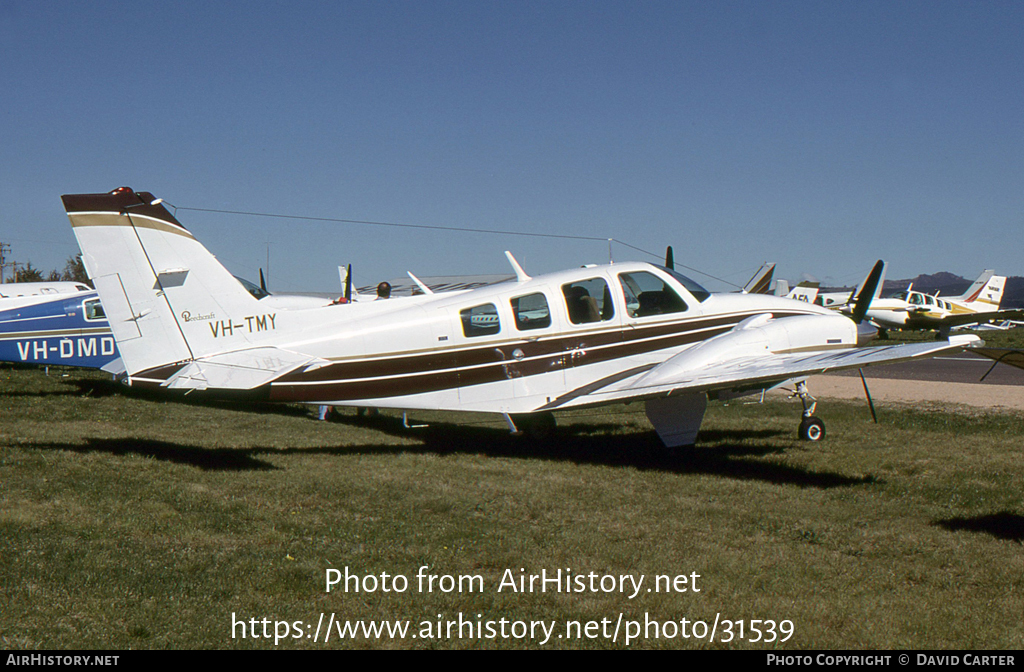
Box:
460;303;500;337
664;268;711;302
562;278;614;325
618;271;689;318
84;299;106;321
511;292;551;331
909;293;924;305
924;295;936;306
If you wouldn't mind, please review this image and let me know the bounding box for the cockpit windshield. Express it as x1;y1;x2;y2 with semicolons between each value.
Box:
659;267;711;302
235;276;270;300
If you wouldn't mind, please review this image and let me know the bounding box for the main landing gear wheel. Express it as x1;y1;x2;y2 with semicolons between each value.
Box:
798;416;826;442
790;380;826;442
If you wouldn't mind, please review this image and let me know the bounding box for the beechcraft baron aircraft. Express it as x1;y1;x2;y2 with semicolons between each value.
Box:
847;270;1023;334
63;188;982;447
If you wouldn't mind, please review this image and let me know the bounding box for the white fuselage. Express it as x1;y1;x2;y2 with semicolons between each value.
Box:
150;262;846;414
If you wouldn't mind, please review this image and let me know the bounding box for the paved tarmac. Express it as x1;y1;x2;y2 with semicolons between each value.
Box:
830;352;1024;386
808;353;1024;411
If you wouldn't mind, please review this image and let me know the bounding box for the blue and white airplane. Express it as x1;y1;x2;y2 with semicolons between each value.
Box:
0;281;121;371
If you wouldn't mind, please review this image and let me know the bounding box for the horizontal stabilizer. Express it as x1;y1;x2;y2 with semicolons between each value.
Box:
100;358;127;376
161;347;329;390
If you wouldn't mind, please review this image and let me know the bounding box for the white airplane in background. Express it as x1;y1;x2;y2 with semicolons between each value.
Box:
851;270;1023;333
0;281;92;298
815;290;853;308
813;263;893;312
774;278;820;304
63;187;981;447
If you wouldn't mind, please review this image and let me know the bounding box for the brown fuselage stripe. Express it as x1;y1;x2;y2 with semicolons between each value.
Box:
128;310;811;402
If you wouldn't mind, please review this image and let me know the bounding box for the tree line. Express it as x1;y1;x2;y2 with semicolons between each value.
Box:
5;254;90;285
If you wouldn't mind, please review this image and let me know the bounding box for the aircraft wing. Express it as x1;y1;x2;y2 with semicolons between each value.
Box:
160;347;330;390
905;308;1024;330
540;336;980;410
970;347;1024;373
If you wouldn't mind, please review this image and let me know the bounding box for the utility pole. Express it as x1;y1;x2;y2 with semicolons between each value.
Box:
0;242;10;283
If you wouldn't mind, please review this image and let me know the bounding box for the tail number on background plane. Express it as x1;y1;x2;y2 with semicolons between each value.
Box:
15;337;116;361
209;314;277;339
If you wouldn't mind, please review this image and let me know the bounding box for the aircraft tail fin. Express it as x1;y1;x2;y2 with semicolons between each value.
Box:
741;262;775;294
62;188;266;378
786;280;819;304
955;270;1005;311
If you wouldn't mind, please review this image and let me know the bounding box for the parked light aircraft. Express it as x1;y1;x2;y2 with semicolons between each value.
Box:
0;281;120;370
63;188;982;447
849;270;1023;333
774;278;819;304
812;263;894;311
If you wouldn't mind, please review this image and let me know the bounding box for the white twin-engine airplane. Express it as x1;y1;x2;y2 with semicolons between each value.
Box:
63;188;981;447
850;271;1023;333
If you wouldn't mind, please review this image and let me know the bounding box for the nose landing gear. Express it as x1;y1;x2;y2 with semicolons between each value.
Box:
792;380;826;441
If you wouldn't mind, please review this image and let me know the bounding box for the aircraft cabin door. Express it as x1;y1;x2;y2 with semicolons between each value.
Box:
559;276;623;392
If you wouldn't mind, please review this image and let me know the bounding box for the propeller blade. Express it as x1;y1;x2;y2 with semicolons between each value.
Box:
850;260;885;325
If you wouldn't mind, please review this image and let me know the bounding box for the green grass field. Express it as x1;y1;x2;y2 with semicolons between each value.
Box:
1;363;1021;649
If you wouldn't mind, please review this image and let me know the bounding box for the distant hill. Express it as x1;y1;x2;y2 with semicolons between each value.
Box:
822;273;1024;308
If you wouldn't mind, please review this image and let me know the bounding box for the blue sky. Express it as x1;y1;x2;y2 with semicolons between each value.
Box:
1;1;1021;293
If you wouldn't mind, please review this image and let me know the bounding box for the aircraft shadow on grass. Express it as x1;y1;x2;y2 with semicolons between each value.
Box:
30;415;875;488
934;512;1024;543
24;374;874;487
36;438;280;472
310;414;877;489
13;374;316;419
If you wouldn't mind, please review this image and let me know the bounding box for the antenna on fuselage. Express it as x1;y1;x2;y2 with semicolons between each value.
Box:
665;246;675;271
505;251;531;282
407;271;434;295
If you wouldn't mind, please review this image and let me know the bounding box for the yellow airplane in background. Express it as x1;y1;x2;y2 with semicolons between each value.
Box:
848;270;1023;334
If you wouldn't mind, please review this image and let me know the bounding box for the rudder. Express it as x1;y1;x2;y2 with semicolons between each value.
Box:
63;187;261;378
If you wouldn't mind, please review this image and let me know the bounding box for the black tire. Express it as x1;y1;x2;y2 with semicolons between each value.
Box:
798;416;826;442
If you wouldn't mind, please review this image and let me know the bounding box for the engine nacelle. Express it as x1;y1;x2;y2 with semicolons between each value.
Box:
637;313;857;387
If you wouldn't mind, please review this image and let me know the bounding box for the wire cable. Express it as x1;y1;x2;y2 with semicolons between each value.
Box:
174;205;741;288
